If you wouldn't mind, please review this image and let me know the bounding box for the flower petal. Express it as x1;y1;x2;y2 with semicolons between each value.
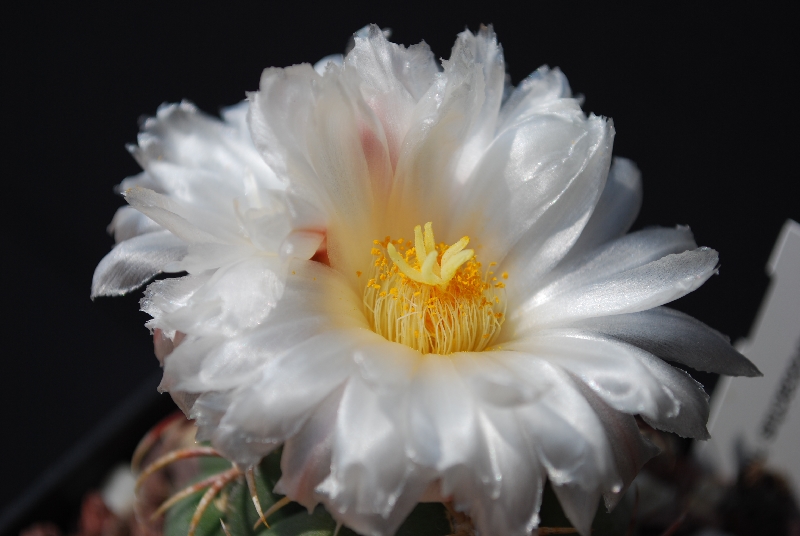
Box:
108;205;161;243
248;64;322;193
507;226;697;332
406;355;481;469
497;65;576;132
448;112;612;298
208;330;364;466
126;101;279;211
451;350;552;407
91;230;187;298
450;25;507;183
141;273;211;337
573;306;761;377
159;255;287;339
516;248;719;329
502;357;612;489
387;29;503;231
574;382;660;510
551;484;601;536
508;331;710;438
275;386;343;510
444;407;544;536
123;187;242;244
317;377;433;536
566;156;643;257
346;24;438;170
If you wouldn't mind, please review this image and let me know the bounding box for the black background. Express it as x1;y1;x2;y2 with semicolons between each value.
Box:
3;0;797;516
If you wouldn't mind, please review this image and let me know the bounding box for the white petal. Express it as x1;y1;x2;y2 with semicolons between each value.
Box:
387;34;497;231
141;272;211;336
451;351;550;407
352;338;419;394
566;156;643;257
280;230;324;261
191;390;232;441
91;230;187;298
573;306;761;377
517;248;719;329
314;54;344;75
275;387;343;509
108;205;161;243
249;63;387;286
502;352;657;519
209;330;365;465
123;187;242;244
507;226;697;331
450;25;507;183
551;484;600;536
170;243;255;274
497;66;576;131
510;331;710;438
303;70;387;279
159;255;286;338
317;377;433;536
162;260;366;390
444;407;544;536
635;351;710;439
447;113;612;298
248;64;322;194
234;189;324;254
129;101;280;207
501;357;611;488
117;170;162;193
405;355;481;469
346;24;438;170
574;382;659;509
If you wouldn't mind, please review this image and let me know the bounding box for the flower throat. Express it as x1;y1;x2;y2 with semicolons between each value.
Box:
363;222;506;354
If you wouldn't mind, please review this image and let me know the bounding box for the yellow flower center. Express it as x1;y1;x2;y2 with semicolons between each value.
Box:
363;222;506;354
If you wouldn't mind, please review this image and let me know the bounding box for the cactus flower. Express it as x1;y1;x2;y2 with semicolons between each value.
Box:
93;25;759;536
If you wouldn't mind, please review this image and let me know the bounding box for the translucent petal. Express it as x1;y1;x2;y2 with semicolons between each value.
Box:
507;226;697;331
551;483;600;536
248;64;322;197
123;187;242;244
451;351;551;407
405;355;481;469
91;230;186;298
317;377;433;536
516;248;719;329
497;65;575;131
141;273;211;336
573;306;761;377
346;24;438;170
387;34;496;232
447;113;612;296
128;101;280;212
209;330;366;465
275;387;343;510
161;260;365;390
444;407;544;536
501;357;613;490
574;383;659;509
566;156;643;257
107;205;161;243
508;331;710;438
450;25;507;183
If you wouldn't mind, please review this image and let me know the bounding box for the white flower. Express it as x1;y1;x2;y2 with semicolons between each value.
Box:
94;25;759;536
92;101;326;334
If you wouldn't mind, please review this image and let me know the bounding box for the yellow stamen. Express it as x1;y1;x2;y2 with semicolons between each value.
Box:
363;222;506;355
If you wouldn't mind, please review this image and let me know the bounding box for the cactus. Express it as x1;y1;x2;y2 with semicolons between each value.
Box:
132;413;631;536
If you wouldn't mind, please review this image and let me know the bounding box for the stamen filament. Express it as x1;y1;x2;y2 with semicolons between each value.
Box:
364;222;506;354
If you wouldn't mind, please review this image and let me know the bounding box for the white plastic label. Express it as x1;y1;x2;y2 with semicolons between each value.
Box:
696;219;800;493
